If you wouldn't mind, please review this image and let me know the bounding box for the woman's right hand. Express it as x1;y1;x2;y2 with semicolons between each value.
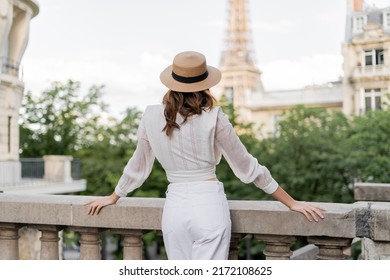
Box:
85;192;120;215
271;186;325;222
289;201;325;222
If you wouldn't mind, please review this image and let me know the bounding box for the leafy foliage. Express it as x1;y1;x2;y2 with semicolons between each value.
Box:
217;96;390;204
20;80;108;157
346;109;390;183
257;106;354;203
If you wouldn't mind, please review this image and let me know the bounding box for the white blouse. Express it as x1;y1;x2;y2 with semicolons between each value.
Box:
114;105;279;197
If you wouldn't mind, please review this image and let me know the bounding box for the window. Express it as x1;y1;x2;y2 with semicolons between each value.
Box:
365;50;373;66
353;15;366;33
1;36;9;74
271;114;281;137
364;49;384;66
383;12;390;29
387;13;390;26
377;49;384;65
364;89;382;112
2;38;8;57
8;116;11;153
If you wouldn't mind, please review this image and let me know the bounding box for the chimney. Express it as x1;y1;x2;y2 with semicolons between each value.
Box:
349;0;363;12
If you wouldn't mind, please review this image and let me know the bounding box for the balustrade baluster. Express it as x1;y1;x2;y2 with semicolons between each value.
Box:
307;237;352;260
228;233;242;260
36;225;62;260
70;227;102;260
113;229;143;260
0;223;20;260
255;234;296;260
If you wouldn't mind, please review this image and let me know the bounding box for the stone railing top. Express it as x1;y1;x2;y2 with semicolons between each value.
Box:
0;194;389;241
354;201;390;242
354;182;390;202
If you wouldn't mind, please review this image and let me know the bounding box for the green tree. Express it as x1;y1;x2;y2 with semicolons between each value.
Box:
347;109;390;183
77;107;154;197
20;80;108;157
258;106;354;203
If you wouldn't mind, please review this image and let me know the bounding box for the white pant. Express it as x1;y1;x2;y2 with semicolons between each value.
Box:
162;181;232;260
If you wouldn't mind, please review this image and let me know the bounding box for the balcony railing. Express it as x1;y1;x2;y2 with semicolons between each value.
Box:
352;65;390;79
20;158;82;180
0;156;86;194
0;194;389;260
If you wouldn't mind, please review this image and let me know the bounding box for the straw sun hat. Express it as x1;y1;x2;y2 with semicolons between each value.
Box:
160;51;221;92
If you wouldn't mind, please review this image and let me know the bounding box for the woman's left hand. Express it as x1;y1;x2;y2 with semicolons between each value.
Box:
85;192;120;215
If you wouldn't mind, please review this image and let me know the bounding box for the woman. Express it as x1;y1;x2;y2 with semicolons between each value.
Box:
86;51;324;260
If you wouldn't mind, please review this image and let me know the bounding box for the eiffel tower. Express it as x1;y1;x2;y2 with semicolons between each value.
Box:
219;0;265;121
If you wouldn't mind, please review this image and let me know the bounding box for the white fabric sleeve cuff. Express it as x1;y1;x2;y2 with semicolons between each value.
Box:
259;178;279;194
114;174;134;197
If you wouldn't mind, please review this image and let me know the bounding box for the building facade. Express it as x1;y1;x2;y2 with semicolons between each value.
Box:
0;1;87;259
0;1;86;195
0;0;39;185
343;0;390;115
218;0;388;137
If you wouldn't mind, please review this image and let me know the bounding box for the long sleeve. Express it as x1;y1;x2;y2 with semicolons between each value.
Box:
114;115;155;197
215;109;278;194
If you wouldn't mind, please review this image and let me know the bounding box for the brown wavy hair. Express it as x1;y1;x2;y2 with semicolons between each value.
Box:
162;89;217;136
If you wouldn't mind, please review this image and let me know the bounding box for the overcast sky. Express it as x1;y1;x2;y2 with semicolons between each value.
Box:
22;0;390;116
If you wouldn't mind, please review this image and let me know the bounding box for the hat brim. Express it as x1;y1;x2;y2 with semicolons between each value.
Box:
160;65;221;92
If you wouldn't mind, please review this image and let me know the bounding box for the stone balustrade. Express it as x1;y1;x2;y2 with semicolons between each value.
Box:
353;182;390;259
353;65;390;79
354;182;390;202
0;194;389;260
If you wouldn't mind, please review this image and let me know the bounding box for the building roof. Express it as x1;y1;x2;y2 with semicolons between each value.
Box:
250;81;343;110
346;4;390;42
367;7;383;25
